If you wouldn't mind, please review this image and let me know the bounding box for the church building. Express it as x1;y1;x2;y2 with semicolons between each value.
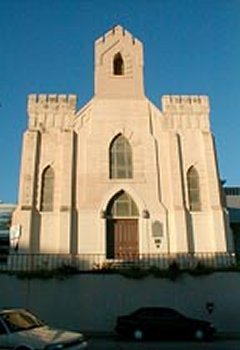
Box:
13;25;230;258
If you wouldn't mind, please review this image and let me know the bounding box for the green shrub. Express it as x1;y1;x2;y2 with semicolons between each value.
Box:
188;262;213;276
119;266;149;279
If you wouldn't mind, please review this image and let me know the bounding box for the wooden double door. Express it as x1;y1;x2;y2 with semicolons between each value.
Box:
107;219;138;259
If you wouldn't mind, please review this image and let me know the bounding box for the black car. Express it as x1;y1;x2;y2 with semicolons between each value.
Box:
115;307;216;341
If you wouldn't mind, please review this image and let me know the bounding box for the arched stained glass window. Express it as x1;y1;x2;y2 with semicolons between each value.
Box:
110;134;133;179
113;52;124;75
107;191;139;217
187;166;201;211
40;166;54;212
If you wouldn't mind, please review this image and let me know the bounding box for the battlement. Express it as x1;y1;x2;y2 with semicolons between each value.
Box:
95;25;141;49
28;94;77;114
27;94;77;131
162;95;209;114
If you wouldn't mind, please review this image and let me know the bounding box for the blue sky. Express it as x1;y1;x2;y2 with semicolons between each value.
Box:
0;0;239;203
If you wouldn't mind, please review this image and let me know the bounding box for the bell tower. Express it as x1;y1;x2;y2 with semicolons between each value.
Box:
94;25;144;99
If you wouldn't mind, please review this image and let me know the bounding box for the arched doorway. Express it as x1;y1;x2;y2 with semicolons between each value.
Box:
106;190;139;259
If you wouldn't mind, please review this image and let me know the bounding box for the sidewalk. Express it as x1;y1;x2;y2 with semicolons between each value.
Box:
217;332;240;340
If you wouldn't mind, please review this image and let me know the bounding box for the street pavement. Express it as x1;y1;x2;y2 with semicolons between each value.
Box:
87;336;240;350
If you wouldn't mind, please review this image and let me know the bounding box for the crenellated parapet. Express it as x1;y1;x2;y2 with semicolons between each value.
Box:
161;95;210;131
95;24;140;48
162;95;209;114
27;94;77;131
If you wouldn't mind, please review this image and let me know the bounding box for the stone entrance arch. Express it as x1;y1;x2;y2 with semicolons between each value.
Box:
106;190;139;259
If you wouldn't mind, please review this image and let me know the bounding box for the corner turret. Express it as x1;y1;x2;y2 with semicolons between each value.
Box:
27;94;77;131
161;95;210;130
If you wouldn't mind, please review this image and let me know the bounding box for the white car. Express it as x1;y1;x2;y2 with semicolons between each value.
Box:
0;308;88;350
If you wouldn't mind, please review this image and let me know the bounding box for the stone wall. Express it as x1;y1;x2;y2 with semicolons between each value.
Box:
1;272;240;334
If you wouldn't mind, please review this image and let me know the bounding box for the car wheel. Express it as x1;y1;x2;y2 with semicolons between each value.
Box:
194;329;205;341
133;329;144;340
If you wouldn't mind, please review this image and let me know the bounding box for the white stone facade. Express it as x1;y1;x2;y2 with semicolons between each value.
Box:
13;25;230;255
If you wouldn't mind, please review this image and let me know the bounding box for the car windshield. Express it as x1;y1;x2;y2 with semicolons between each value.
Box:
1;310;45;333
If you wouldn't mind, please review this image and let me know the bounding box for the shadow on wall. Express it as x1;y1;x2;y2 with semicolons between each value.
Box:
0;273;240;333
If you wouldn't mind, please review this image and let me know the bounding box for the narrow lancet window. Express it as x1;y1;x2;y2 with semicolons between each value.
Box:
187;166;201;211
113;53;124;75
40;166;54;212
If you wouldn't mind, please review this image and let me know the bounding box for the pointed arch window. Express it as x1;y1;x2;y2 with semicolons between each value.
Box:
113;52;124;75
40;166;54;212
110;134;133;179
187;166;201;211
107;190;139;218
